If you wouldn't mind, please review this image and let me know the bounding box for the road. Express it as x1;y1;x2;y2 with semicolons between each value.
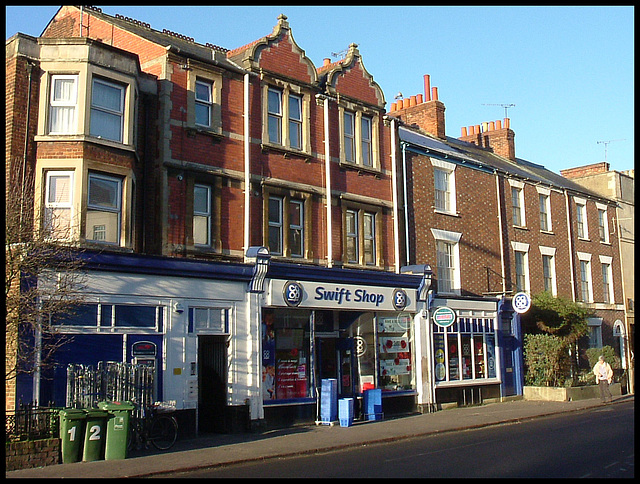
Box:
160;400;634;478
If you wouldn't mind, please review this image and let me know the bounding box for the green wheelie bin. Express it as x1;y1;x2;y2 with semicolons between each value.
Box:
59;408;86;464
97;401;135;460
82;409;108;461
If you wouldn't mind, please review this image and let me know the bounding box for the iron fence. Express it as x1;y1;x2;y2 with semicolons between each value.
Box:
6;403;60;442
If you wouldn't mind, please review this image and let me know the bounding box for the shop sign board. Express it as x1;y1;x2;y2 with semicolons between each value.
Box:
269;280;416;312
432;306;456;328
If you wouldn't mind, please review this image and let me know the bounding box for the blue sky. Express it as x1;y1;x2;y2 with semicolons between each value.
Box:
6;5;634;174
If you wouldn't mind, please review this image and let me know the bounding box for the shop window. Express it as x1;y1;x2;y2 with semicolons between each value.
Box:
377;313;413;391
50;304;98;327
90;78;125;143
261;309;311;401
114;305;161;328
86;172;122;245
433;317;497;384
49;75;78;134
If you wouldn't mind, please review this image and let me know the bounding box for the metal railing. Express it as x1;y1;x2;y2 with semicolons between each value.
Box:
6;403;60;442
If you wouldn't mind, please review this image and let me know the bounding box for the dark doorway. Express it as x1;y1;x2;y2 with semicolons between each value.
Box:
198;335;227;433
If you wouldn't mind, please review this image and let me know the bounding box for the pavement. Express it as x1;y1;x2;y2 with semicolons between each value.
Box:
6;394;634;478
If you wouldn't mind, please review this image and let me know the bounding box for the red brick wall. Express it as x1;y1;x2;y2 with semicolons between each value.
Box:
560;162;610;179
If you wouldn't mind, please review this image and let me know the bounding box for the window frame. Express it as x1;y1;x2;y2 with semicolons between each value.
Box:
575;198;588;239
90;77;125;143
338;105;380;170
195;79;213;128
288;93;303;150
596;202;609;243
342;204;383;267
43;170;74;239
86;171;123;245
539;246;557;296
599;255;615;304
48;74;78;135
577;252;593;303
193;183;212;247
432;228;462;294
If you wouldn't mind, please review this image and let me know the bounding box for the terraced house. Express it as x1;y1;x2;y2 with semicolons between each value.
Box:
6;6;629;434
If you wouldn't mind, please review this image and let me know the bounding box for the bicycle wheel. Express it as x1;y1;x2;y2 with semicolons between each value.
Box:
149;415;178;450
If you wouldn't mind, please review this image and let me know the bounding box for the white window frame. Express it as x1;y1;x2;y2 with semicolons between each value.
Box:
596;202;610;243
193;184;212;247
44;170;74;239
509;179;526;227
577;252;593;303
86;172;122;245
195;79;213;128
267;87;283;145
537;186;552;232
343;111;356;163
431;159;457;215
599;255;615;304
90;77;125;143
511;241;530;294
432;229;462;294
575;197;588;239
539;246;557;296
48;74;78;135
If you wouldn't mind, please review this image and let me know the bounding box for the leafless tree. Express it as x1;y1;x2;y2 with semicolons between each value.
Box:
5;163;88;385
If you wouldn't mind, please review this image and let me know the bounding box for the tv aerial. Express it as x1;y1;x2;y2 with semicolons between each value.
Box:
482;103;516;118
597;139;625;162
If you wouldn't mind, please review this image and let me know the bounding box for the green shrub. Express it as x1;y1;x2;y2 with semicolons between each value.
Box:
585;346;621;371
523;333;571;387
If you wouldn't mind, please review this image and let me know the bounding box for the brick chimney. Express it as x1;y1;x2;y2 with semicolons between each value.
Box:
389;74;446;139
560;162;610;179
459;118;516;161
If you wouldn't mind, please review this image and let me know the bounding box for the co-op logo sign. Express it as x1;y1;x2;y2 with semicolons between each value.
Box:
282;281;408;311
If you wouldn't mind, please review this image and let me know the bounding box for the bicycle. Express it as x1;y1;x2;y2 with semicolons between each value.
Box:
128;401;178;451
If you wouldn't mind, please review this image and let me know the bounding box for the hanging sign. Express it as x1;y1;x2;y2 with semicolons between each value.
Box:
512;292;532;314
432;306;456;328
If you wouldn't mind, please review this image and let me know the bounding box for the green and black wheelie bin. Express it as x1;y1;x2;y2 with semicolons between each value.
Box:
82;408;109;461
58;408;86;464
98;401;135;459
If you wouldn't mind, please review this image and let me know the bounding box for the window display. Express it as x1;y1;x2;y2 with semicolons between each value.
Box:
434;317;497;384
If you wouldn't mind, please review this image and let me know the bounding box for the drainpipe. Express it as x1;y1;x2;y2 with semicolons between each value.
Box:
318;94;334;268
389;117;401;273
244;73;251;253
494;172;507;294
401;142;410;266
20;61;35;233
564;190;577;301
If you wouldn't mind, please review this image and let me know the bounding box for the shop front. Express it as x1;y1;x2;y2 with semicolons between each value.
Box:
259;264;427;428
428;296;506;407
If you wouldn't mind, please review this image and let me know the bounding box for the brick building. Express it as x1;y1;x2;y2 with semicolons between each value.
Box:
6;6;628;431
390;76;627;400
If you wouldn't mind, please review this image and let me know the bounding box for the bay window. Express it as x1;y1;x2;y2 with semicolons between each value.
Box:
90;78;125;142
44;171;74;239
86;172;122;244
49;75;78;134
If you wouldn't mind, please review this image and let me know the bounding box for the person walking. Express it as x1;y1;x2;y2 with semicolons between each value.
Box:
593;355;613;403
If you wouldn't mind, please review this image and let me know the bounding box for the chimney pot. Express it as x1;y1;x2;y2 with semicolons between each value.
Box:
504;117;510;129
416;94;423;104
431;87;438;101
390;102;396;112
496;120;502;130
323;58;331;66
489;121;495;131
424;74;431;101
409;95;417;107
461;126;468;137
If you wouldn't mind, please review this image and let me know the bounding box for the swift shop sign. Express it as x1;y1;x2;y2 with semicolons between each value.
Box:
268;279;417;312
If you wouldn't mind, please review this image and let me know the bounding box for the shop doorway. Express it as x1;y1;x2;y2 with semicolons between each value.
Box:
317;337;354;397
198;335;227;433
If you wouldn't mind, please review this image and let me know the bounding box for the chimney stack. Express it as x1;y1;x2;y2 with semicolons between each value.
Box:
388;74;446;139
458;118;516;161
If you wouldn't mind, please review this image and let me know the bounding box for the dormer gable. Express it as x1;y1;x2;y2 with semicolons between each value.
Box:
319;43;385;108
227;14;318;85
